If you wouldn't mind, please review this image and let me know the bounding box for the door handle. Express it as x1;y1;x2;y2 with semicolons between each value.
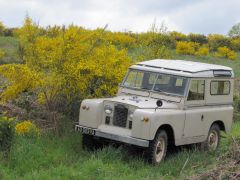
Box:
201;114;204;121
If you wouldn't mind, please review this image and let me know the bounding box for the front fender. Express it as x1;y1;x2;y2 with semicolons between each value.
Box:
131;109;155;140
79;99;104;128
131;109;185;143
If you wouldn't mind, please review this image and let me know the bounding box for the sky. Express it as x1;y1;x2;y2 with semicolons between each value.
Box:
0;0;240;35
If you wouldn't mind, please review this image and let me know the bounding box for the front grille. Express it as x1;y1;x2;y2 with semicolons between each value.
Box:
113;104;128;127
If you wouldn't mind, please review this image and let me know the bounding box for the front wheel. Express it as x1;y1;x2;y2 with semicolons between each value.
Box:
145;130;168;165
200;124;220;151
82;134;103;151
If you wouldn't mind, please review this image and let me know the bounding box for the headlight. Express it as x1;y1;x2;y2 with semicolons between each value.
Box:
104;105;112;114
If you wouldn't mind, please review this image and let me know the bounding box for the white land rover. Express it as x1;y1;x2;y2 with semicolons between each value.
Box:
75;59;234;164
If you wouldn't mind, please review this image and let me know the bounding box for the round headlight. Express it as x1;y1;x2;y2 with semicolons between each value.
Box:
104;105;112;114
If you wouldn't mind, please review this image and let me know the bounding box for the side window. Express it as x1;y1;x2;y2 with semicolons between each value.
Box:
210;81;230;95
187;80;205;101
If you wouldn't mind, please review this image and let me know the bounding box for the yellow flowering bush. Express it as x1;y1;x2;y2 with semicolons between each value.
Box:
230;38;240;51
195;46;209;56
216;46;237;60
208;34;230;51
15;120;39;136
176;41;200;55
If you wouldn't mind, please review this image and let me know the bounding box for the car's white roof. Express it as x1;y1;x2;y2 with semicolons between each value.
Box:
130;59;233;78
137;59;232;73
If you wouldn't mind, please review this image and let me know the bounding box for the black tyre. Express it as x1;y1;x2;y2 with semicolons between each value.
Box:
200;124;220;151
146;130;168;165
82;134;103;151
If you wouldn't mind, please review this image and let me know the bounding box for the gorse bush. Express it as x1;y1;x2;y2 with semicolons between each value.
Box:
195;46;209;56
0;115;15;152
216;46;237;60
208;34;230;51
230;38;240;51
0;17;131;124
15;120;40;137
170;31;188;42
176;41;199;55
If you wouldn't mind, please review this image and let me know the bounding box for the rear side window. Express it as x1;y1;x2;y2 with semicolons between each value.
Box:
187;80;205;101
210;81;230;95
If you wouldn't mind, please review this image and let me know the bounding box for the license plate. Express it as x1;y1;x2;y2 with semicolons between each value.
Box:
76;126;95;135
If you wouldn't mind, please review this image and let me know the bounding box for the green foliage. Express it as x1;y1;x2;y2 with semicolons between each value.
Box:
208;34;230;51
228;22;240;38
0;36;21;64
188;33;208;44
0;48;5;59
215;46;237;60
0;22;5;36
0;115;15;152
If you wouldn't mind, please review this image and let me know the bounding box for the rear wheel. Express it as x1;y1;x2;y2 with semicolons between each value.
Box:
145;130;168;165
200;124;220;151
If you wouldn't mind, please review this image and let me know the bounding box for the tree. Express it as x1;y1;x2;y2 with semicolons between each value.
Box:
0;21;5;36
228;22;240;38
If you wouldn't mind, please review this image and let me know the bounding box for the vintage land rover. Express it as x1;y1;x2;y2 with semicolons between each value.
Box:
75;59;234;164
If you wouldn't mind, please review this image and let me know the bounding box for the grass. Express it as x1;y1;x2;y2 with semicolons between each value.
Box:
0;120;239;180
0;36;21;64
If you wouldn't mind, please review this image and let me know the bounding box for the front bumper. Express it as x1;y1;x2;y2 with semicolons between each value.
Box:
75;125;149;147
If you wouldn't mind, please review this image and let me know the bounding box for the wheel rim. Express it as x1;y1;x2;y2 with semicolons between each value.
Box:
208;130;219;150
155;138;165;163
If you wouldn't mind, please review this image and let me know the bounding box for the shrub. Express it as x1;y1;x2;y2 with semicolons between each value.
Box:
188;33;208;44
176;41;199;55
230;38;240;51
15;120;40;137
195;46;209;56
208;34;230;51
216;46;237;60
170;31;188;41
0;22;5;36
0;115;15;152
0;48;5;59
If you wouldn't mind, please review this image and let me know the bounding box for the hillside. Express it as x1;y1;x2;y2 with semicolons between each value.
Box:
0;27;240;180
1;36;240;77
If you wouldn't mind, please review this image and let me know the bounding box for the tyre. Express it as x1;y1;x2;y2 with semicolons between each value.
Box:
82;134;103;151
145;130;168;165
200;124;220;151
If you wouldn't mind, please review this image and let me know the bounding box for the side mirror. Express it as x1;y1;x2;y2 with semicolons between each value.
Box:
156;100;163;107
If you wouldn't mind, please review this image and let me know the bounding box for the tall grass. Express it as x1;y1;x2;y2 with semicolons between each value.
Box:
0;121;239;179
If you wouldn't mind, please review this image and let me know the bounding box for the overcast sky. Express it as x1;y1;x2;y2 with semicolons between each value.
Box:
0;0;240;35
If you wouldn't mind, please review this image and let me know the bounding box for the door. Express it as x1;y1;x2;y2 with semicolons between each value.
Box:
184;79;206;139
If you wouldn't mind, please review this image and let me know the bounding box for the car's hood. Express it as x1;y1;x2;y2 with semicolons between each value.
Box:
104;95;181;109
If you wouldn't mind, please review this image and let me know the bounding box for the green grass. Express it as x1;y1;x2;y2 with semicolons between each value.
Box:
0;36;21;64
0;121;239;180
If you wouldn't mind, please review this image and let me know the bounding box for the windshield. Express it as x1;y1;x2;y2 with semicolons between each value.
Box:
122;69;188;96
